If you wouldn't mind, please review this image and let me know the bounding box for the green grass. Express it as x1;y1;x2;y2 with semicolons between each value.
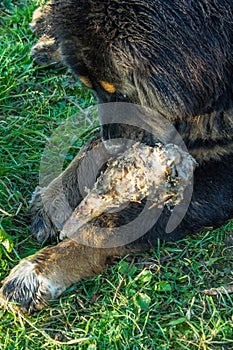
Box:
0;2;233;349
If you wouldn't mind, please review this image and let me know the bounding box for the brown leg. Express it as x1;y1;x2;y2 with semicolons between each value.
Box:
30;2;63;67
30;2;54;36
0;237;132;314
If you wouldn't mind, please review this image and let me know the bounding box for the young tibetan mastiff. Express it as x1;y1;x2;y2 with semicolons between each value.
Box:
0;0;233;313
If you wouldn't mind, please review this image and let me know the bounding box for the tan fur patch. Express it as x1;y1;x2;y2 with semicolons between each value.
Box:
99;81;116;93
79;76;93;88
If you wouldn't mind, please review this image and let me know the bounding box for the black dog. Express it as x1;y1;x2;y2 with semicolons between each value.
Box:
0;0;232;313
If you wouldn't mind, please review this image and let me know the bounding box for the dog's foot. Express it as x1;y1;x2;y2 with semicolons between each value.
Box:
29;187;60;243
0;259;65;314
30;35;63;67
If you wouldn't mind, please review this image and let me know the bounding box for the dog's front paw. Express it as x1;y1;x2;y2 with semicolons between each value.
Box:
0;259;63;314
30;35;63;67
